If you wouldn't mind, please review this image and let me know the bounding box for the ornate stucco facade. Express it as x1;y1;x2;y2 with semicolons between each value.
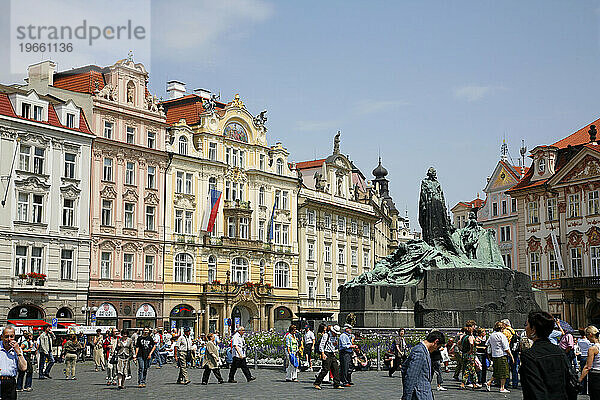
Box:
161;90;299;334
0;84;93;328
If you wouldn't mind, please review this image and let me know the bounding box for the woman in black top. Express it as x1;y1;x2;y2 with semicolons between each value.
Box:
474;328;488;385
520;311;578;400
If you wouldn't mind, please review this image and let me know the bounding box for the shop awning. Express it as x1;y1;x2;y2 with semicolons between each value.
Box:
8;320;49;327
58;322;78;328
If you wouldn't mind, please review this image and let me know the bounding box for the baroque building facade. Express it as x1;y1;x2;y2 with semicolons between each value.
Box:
161;87;299;334
0;84;93;328
508;121;600;327
295;134;378;320
23;59;169;329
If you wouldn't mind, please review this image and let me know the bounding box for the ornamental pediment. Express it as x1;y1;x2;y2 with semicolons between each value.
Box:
18;132;49;147
563;155;600;183
14;176;50;191
123;188;139;202
100;185;117;199
144;191;159;205
174;193;196;209
224;167;248;183
60;184;81;199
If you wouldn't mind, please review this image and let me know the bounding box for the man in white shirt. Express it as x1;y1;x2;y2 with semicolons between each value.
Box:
227;326;255;383
485;322;514;393
175;326;192;385
304;326;316;371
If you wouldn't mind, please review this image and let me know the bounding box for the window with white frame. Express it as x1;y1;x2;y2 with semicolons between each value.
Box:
21;103;30;118
338;216;346;233
30;247;42;274
274;223;281;244
307;278;315;299
174;253;193;283
209;177;217;192
147;131;156;149
101;199;112;226
259;154;265;170
324;214;331;229
547;198;557;221
185;173;193;194
502;253;512;269
528;201;539;224
549;252;559;279
19;144;30;171
231;257;248;284
208;142;217;161
338;245;345;265
208;255;217;282
363;223;370;238
324;243;331;263
239;217;249;239
175;209;183;234
351;248;358;266
259;187;265;206
33;147;44;174
276;158;284;175
274;261;290;288
100;251;111;279
124;202;135;229
529;252;540;280
123;253;134;280
500;226;511;242
144;255;154;281
568;194;581;218
225;147;231;165
239;150;245;169
62;198;74;226
227;217;236;238
589;191;599;215
502;200;507;215
570;247;582;277
103;121;113;139
325;280;331;299
258;220;265;242
492;202;498;217
351;220;357;235
511;198;517;213
363;248;370;267
126;126;135;144
145;206;155;231
32;194;43;223
64;153;76;179
61;249;73;280
282;224;289;245
225;181;231;200
103;158;113;181
307;210;315;226
34;105;44;121
147;166;156;189
176;172;184;193
282;191;288;210
232;149;238;168
125;161;135;185
275;190;281;209
591;246;600;276
307;241;315;261
16;192;41;223
15;246;27;275
184;211;193;234
179;136;188;155
16;193;31;222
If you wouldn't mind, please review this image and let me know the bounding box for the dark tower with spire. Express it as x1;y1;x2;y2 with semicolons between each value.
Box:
372;157;390;198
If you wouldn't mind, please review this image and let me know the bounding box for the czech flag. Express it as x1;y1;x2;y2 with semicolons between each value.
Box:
201;188;222;233
267;202;276;242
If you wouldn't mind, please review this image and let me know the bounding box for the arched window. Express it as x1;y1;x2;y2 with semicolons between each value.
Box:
174;253;193;283
179;136;188;155
274;261;289;288
231;257;248;284
209;177;217;192
208;255;217;282
56;307;73;320
276;158;284;175
259;186;265;206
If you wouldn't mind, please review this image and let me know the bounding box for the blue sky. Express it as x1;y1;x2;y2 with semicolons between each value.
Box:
3;0;600;228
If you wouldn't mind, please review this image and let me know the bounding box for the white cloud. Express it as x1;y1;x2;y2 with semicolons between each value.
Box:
353;99;409;115
453;85;506;102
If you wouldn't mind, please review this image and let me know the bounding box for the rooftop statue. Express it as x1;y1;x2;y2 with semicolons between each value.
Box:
344;167;505;288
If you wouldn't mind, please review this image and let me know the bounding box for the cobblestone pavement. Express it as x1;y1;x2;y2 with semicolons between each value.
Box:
17;361;531;399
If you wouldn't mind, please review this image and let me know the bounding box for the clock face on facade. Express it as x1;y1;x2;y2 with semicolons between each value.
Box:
224;121;248;143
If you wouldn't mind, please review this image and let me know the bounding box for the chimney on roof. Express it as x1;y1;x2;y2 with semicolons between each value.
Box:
27;60;56;91
166;80;186;100
193;88;211;99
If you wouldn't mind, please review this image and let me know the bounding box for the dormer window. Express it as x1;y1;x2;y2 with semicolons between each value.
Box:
21;103;30;119
34;106;44;121
538;158;546;174
66;113;75;128
179;136;188;155
276;158;284;175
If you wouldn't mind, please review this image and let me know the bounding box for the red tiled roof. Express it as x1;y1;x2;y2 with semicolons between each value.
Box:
552;116;600;148
295;159;326;169
0;94;17;118
53;69;106;94
161;95;227;126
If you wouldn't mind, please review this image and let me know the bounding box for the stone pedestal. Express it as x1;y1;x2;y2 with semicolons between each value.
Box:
339;267;542;328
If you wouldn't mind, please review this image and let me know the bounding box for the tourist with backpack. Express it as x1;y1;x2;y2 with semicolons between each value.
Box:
502;319;520;388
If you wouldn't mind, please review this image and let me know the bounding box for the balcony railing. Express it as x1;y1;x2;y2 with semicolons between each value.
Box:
224;200;251;210
203;236;293;253
532;277;600;290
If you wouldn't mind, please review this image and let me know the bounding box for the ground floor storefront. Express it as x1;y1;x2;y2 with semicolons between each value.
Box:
87;292;164;331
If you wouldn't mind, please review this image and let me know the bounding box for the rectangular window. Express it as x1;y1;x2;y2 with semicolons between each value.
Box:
338;216;346;233
324;214;331;229
225;181;231;200
147;166;156;189
549;252;560;279
363;248;370;267
144;255;154;281
15;246;27;275
184;211;193;234
511;198;517;213
325;280;331;299
307;278;315;299
239;217;249;239
17;192;28;222
185;173;193;194
282;191;288;210
124;202;135;229
239;151;245;169
66;113;75;128
282;224;289;245
275;190;281;209
103;158;113;181
21;103;30;119
259;154;265;170
33;147;44;174
591;246;600;276
225;147;231;165
32;194;43;223
338;245;345;265
363;223;370;238
176;171;184;193
175;210;183;234
547;198;557;222
351;220;358;235
308;241;315;261
126;127;135;144
228;217;236;238
502;253;512;269
324;243;331;263
146;206;156;231
33;105;43;121
30;247;42;274
492;202;498;217
123;253;133;280
258;220;265;242
530;252;540;281
100;252;111;279
208;142;217;161
589;191;600;215
351;248;358;266
232;149;238;167
61;249;73;280
125;161;135;185
147;132;156;149
500;226;511;242
570;247;583;277
274;223;281;244
568;194;581;218
62;198;74;226
19;144;30;171
64;153;76;179
528;201;539;224
101;199;112;226
103;121;113;139
307;210;315;226
502;200;507;215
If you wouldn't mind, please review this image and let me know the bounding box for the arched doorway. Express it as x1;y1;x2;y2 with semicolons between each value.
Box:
135;303;157;328
56;307;73;321
274;306;293;332
95;303;118;327
170;304;196;332
8;305;47;331
587;300;600;326
231;305;253;331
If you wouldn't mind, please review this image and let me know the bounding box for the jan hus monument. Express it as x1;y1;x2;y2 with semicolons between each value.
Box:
339;167;542;328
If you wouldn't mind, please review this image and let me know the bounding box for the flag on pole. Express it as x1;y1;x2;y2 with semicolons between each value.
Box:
201;188;222;233
267;202;276;242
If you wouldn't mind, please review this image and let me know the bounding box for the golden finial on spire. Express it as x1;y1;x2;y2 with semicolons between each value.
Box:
231;93;245;108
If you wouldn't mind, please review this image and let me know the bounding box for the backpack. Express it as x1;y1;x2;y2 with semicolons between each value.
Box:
510;331;521;352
